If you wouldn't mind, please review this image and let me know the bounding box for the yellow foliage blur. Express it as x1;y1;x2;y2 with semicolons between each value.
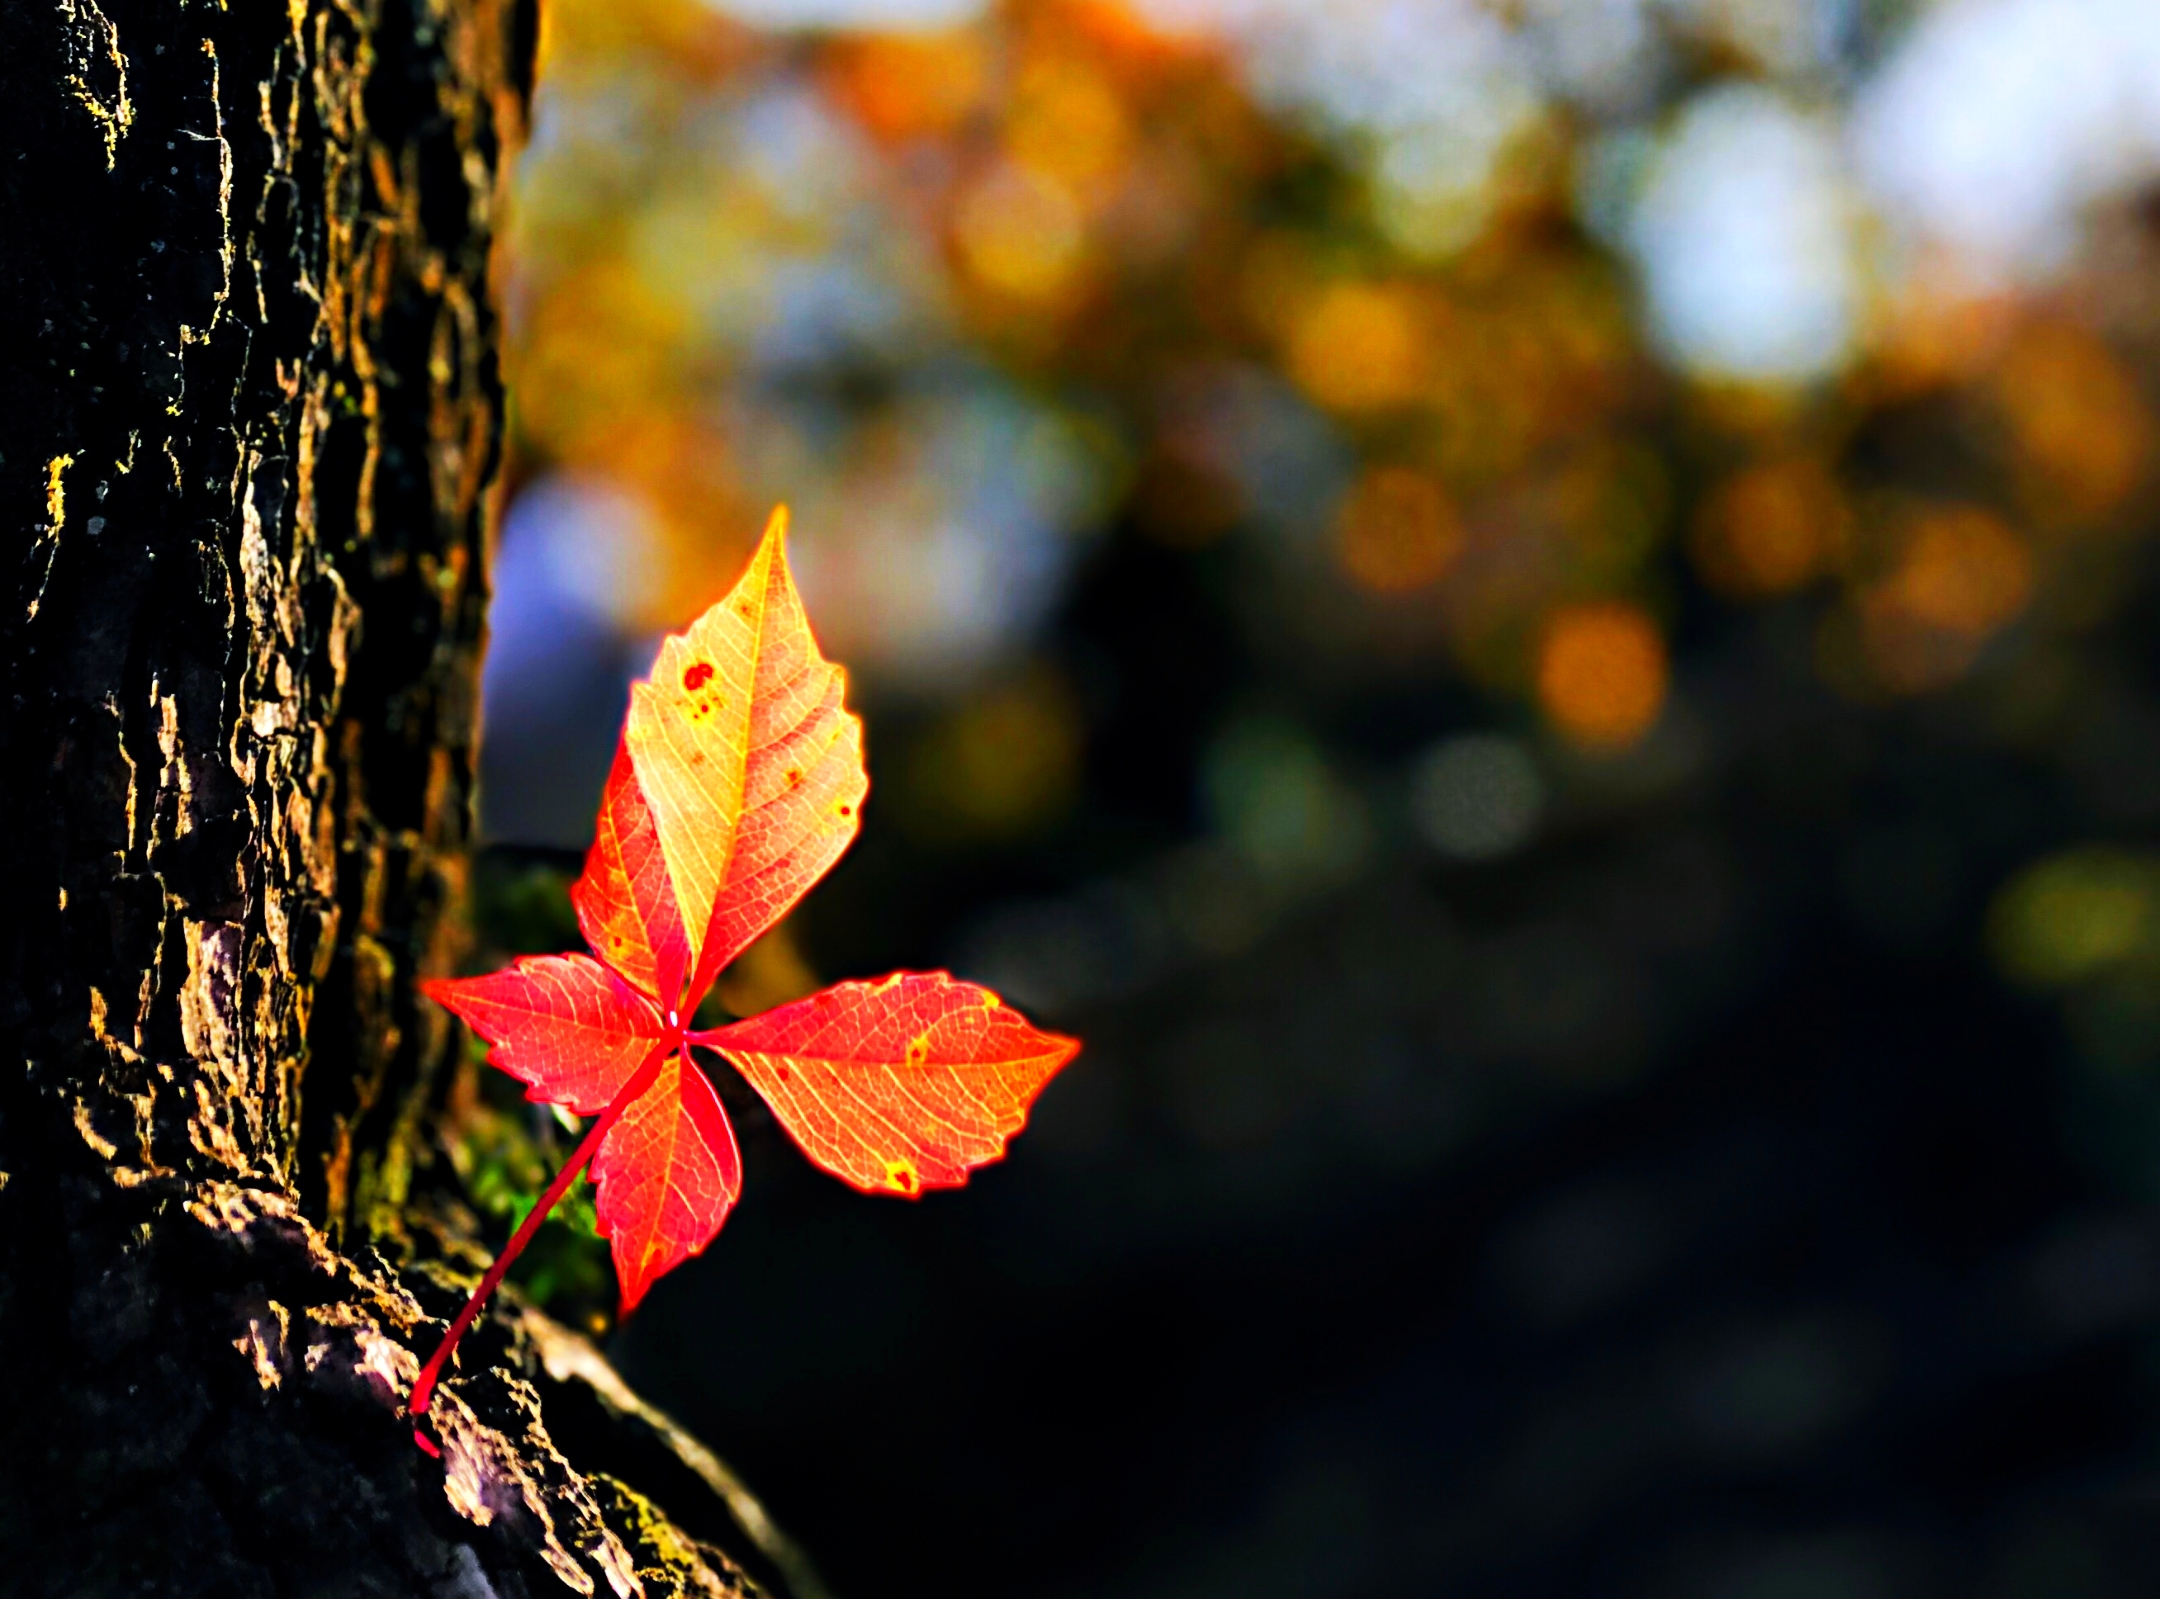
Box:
1857;504;2032;692
491;0;2160;778
1536;602;1669;752
713;922;823;1021
1287;283;1433;415
1335;467;1462;594
1009;57;1133;192
899;671;1085;841
1992;322;2152;533
1692;457;1850;599
1990;848;2160;989
825;33;988;143
955;163;1092;303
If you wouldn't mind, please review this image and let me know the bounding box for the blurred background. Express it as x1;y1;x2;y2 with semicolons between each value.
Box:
449;0;2160;1592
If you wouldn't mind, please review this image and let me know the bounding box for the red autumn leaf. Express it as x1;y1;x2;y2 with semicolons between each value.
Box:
589;1051;742;1313
625;505;868;999
422;955;663;1115
699;972;1080;1196
570;741;691;1009
407;508;1079;1439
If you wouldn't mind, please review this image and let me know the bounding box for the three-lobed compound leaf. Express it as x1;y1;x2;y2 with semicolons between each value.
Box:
412;508;1077;1428
700;971;1081;1196
626;505;868;999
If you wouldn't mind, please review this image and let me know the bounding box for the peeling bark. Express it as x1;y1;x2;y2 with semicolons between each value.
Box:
0;5;811;1594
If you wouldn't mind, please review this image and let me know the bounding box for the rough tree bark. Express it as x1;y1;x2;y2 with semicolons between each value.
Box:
0;5;819;1596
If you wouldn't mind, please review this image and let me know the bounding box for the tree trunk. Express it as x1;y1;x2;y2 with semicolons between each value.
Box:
0;5;817;1595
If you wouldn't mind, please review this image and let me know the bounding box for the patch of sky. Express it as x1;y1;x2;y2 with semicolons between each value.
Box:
750;258;925;375
1183;0;1547;259
1627;85;1860;382
1516;0;1663;117
479;475;666;842
732;377;1113;690
1853;0;2160;277
737;85;879;223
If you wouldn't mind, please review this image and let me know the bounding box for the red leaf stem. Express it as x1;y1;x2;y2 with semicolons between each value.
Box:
409;1036;675;1430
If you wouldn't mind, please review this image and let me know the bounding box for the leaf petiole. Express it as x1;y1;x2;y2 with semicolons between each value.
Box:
409;1035;676;1443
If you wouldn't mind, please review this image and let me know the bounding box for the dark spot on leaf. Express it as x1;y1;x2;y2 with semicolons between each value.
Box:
682;662;715;691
